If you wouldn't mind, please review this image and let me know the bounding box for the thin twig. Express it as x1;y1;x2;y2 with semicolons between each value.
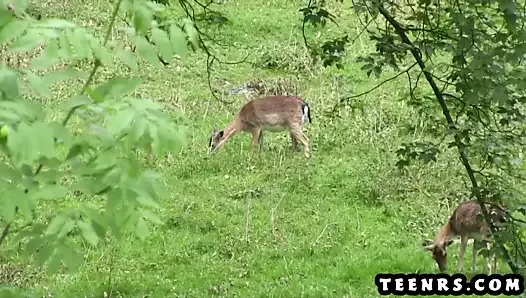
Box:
270;194;285;235
245;197;251;243
310;223;335;249
178;0;249;105
330;62;418;115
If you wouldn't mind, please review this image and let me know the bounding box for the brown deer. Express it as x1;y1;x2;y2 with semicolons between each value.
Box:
209;95;312;157
422;199;507;274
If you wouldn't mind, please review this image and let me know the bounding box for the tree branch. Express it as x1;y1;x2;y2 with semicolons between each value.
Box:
330;62;418;115
178;0;249;105
374;1;521;274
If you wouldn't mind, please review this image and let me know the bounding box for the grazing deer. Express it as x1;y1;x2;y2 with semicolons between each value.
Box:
422;199;507;274
209;95;312;157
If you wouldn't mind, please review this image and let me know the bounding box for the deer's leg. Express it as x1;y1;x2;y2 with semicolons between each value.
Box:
290;125;310;158
250;128;262;152
485;240;492;274
458;236;468;272
258;130;264;152
472;239;478;273
290;132;298;152
493;241;498;274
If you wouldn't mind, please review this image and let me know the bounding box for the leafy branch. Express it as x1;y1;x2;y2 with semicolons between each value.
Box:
329;61;418;115
375;0;522;274
300;0;526;273
0;0;196;293
0;0;124;247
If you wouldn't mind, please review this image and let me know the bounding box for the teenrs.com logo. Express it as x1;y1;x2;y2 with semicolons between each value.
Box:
375;273;525;296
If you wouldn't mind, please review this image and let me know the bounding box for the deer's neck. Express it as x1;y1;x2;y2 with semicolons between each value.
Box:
436;221;456;246
222;118;243;138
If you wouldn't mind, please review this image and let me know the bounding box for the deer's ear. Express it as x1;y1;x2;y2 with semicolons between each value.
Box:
422;239;435;251
446;239;454;247
422;239;434;247
217;130;224;138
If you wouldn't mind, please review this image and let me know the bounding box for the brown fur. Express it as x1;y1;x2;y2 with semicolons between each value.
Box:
422;200;507;273
209;95;312;157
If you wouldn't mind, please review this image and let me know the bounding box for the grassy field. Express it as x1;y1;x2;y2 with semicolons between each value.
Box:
0;0;516;297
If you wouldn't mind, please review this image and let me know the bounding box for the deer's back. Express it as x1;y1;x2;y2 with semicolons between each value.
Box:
238;96;306;129
449;200;506;238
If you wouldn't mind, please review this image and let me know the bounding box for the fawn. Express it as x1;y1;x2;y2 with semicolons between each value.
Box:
208;95;312;157
422;199;507;274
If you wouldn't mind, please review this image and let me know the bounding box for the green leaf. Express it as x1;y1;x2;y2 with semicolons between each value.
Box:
116;48;138;71
141;209;163;225
46;251;62;274
107;109;135;137
129;117;147;143
30;27;60;39
0;10;13;28
148;125;163;156
182;18;199;50
0;18;30;44
10;0;29;13
151;27;172;62
32;39;61;69
136;216;149;240
92;76;142;100
169;24;188;57
0;187;19;222
45;213;69;235
69;28;92;58
79;206;107;238
135;195;160;209
0;68;20;100
34;168;62;184
31;184;68;200
35;244;55;267
65;144;84;160
32;120;56;159
9;29;48;53
23;70;52;98
60;245;83;274
34;19;76;29
25;236;43;255
66;29;81;58
88;36;113;65
0;163;20;181
57;31;72;58
57;219;75;238
135;36;161;66
133;4;153;36
13;223;46;243
62;95;92;111
77;220;99;246
91;147;120;172
7;119;56;164
0;287;16;298
43;68;88;85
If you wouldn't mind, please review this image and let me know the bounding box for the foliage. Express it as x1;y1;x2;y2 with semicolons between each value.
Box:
301;0;526;274
0;0;198;295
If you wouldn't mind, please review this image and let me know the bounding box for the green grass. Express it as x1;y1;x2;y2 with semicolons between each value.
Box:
0;0;516;297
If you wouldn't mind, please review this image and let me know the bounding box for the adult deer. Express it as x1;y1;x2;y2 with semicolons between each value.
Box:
208;95;312;157
422;199;508;274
